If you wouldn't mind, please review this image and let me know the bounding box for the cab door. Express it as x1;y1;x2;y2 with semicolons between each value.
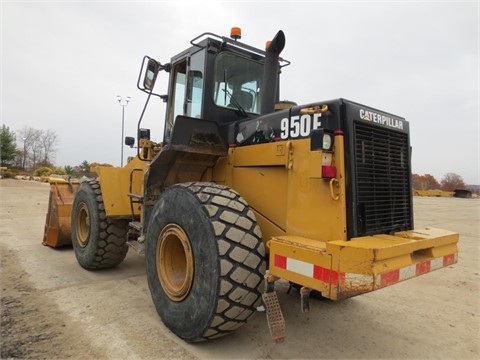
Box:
164;50;206;142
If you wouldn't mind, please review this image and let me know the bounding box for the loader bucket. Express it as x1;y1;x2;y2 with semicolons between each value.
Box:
42;181;80;248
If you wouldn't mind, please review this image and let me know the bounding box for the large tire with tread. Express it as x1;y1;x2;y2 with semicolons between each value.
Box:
71;179;129;270
145;182;266;342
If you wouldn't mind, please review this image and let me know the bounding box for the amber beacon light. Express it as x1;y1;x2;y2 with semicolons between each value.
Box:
230;27;241;40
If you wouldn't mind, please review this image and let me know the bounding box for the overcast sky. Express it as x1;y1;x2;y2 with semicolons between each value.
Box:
2;1;479;184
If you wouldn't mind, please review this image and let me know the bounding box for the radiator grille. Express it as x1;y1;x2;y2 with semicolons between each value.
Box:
353;122;412;235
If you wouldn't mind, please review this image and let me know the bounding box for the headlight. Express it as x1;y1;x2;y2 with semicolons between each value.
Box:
310;129;334;151
323;133;333;150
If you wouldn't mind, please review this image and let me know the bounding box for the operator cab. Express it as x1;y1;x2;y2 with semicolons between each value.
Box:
166;45;263;129
139;28;289;145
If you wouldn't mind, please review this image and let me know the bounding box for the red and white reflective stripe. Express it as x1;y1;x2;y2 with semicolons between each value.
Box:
274;254;342;285
376;253;457;288
274;253;457;288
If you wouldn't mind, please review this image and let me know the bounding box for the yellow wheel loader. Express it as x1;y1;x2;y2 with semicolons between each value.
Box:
43;28;459;343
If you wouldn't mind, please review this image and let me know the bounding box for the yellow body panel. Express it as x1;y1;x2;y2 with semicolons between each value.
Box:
285;138;346;241
233;141;292;167
221;133;459;300
327;228;458;272
93;157;148;217
233;167;288;230
226;136;347;244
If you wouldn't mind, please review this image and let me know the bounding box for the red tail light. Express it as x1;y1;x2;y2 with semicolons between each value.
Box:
322;165;337;179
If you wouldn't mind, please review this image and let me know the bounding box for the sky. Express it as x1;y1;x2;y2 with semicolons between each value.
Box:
1;0;479;184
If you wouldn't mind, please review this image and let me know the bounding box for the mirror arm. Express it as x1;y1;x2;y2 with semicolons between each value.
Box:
134;56;170;161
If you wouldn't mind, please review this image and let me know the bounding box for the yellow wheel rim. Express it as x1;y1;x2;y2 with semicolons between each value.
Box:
76;203;90;247
157;224;194;302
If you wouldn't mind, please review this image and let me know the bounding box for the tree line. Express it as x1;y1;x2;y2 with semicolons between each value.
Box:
411;173;468;191
1;125;112;178
1;124;58;170
0;123;473;191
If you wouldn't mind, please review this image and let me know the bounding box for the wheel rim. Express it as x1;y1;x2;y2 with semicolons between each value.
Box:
76;202;90;247
157;224;194;302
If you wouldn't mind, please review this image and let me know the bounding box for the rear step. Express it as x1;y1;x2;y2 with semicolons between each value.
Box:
262;291;286;343
129;221;142;231
127;221;145;254
126;240;145;255
128;193;144;202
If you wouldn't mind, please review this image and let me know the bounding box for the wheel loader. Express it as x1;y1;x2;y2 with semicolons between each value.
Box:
43;28;459;343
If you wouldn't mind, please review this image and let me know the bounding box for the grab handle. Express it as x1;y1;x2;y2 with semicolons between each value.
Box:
329;178;340;201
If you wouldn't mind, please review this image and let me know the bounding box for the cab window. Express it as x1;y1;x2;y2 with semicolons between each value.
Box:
169;60;187;125
213;53;263;114
186;50;205;118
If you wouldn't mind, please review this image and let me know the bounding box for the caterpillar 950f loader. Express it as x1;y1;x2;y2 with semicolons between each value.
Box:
43;28;459;343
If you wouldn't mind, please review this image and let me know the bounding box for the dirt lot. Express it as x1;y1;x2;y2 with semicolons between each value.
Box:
1;179;479;359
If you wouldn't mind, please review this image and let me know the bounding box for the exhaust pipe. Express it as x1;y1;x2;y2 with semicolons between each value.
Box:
261;30;286;115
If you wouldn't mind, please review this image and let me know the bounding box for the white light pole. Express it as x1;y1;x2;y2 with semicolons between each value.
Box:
116;95;130;167
22;137;27;171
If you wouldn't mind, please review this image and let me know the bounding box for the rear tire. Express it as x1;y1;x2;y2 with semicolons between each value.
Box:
71;179;128;269
145;182;266;342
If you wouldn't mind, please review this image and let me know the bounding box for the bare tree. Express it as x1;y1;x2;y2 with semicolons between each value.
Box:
18;126;58;170
441;173;465;191
40;129;58;166
30;129;43;168
412;173;440;190
18;127;39;170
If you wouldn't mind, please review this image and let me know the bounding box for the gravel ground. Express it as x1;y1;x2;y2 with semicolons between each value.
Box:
1;179;479;359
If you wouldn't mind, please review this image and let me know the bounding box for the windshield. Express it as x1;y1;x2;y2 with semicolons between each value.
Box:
213;53;263;115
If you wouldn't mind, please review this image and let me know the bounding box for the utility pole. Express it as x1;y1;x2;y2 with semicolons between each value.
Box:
116;95;130;167
22;137;27;171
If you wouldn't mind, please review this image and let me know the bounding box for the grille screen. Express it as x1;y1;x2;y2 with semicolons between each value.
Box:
353;122;412;235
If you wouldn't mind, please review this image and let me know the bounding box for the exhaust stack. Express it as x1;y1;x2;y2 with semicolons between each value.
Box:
261;30;285;115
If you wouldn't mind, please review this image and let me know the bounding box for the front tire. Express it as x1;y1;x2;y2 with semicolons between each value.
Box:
145;182;266;342
71;179;128;269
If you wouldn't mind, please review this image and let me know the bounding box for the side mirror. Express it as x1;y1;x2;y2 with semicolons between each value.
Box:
144;59;159;90
125;136;135;148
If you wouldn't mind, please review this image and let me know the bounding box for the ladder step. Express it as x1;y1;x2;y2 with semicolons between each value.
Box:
126;240;145;255
128;193;144;201
129;221;142;231
262;291;286;343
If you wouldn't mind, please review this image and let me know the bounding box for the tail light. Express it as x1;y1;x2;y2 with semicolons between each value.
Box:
322;165;337;179
311;129;337;179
